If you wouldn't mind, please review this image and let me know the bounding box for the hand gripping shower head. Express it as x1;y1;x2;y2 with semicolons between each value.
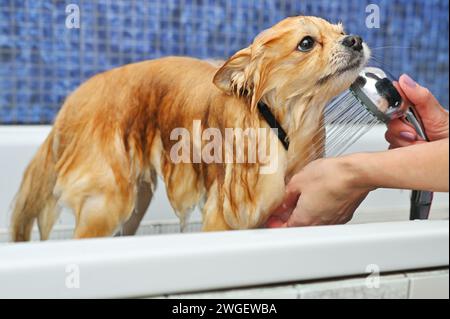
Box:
350;67;428;138
316;67;432;220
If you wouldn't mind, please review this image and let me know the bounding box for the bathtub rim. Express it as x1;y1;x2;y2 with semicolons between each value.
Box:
0;220;448;298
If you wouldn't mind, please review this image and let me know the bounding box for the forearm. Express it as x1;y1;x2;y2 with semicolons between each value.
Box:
350;138;449;192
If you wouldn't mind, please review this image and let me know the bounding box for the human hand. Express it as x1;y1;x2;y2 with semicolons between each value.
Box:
266;156;370;228
387;74;449;148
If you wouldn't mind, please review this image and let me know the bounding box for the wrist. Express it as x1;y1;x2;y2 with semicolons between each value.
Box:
339;153;378;192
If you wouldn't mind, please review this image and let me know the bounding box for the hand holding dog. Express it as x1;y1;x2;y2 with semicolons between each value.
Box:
266;157;370;227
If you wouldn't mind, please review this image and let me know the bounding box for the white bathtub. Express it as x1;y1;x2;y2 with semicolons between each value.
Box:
0;125;448;298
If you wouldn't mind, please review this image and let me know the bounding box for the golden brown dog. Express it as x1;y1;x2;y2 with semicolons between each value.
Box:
11;16;369;240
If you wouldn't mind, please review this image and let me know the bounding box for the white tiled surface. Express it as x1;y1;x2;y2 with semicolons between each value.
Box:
167;285;299;299
162;269;448;299
297;274;409;299
0;219;204;242
407;269;450;299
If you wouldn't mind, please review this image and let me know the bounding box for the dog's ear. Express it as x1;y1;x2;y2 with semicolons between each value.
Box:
213;46;269;111
213;47;252;96
213;28;281;109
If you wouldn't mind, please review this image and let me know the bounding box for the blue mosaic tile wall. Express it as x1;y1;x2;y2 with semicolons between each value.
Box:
0;0;448;124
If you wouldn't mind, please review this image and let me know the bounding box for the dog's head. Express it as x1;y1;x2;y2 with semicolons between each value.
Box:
213;16;370;109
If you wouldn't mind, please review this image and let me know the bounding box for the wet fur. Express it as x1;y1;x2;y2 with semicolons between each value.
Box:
10;16;369;240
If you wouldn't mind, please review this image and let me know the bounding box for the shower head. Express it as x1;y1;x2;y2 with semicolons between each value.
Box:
350;67;405;123
315;66;432;220
349;67;428;140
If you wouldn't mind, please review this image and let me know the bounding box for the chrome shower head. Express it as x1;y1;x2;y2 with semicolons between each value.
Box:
350;67;405;122
349;67;428;140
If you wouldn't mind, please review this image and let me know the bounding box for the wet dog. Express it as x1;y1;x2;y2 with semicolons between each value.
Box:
11;16;369;240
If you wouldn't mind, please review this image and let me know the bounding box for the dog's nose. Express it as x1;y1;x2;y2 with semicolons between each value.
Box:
342;35;363;52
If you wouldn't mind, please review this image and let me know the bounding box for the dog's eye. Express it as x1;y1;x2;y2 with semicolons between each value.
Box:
298;36;315;52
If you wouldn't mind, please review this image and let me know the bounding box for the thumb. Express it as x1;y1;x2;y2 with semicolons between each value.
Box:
399;74;442;117
270;187;300;216
265;189;300;228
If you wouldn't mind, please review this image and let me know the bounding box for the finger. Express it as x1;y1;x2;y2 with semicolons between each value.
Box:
282;190;300;210
337;197;367;224
387;119;418;139
285;206;318;227
332;208;357;225
270;191;299;216
267;210;291;223
342;214;354;224
385;130;416;148
399;74;441;115
336;215;353;225
393;80;413;113
265;216;288;228
393;81;408;102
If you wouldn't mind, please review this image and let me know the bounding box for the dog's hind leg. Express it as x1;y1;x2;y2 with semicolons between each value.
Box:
37;196;61;240
61;170;136;239
116;171;157;236
72;190;135;239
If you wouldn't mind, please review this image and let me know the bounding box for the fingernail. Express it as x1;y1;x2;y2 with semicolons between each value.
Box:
402;74;417;88
399;131;417;141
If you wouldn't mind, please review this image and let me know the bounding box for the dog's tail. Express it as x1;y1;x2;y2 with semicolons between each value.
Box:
11;131;58;242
